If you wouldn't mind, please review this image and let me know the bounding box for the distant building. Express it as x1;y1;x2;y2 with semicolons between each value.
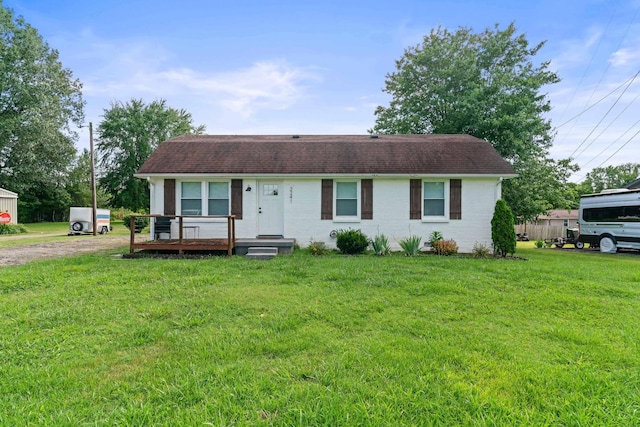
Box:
0;187;18;224
534;209;578;228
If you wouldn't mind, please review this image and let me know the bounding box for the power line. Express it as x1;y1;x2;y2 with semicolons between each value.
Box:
555;9;616;137
571;70;640;159
555;74;633;128
576;86;640;167
580;116;640;170
594;127;640;169
574;121;640;182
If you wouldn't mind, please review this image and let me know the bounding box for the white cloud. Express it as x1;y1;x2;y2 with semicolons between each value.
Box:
71;30;322;118
158;62;322;117
549;26;604;74
609;47;640;66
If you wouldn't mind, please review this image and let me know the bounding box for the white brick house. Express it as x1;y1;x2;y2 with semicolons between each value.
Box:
135;134;516;252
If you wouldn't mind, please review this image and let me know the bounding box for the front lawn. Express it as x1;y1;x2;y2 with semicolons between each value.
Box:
0;248;638;425
0;221;129;249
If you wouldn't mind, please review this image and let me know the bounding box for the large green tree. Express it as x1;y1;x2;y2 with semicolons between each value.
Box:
371;23;576;221
66;148;109;208
97;99;205;211
579;163;640;194
0;3;84;222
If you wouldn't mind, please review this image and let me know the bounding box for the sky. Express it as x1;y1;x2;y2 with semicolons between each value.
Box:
5;0;640;182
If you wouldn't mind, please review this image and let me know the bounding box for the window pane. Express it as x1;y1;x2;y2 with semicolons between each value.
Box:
181;199;202;215
424;199;444;216
336;199;357;216
181;182;202;215
424;182;444;198
208;182;228;199
182;182;201;198
208;199;228;215
263;184;279;196
336;182;357;199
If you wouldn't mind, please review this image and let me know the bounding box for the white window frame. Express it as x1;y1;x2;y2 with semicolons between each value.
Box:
422;179;449;222
178;180;231;216
180;181;203;216
334;180;360;221
207;181;230;216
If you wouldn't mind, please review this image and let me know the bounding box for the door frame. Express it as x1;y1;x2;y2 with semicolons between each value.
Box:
257;180;284;237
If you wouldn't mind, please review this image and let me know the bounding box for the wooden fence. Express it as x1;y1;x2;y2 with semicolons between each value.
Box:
514;224;568;241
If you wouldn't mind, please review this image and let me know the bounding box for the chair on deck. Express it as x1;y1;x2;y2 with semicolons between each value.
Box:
154;216;172;240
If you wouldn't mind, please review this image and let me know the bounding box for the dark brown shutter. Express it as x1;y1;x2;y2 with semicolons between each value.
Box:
321;179;333;220
450;179;462;220
231;179;243;219
361;179;373;220
164;179;175;215
410;179;421;219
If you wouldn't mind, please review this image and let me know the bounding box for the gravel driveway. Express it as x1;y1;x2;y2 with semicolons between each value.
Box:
0;234;133;266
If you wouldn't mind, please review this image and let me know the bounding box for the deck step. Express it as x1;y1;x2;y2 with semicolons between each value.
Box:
246;246;278;260
235;238;296;255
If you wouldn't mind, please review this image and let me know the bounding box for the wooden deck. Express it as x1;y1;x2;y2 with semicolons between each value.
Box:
129;214;236;256
130;238;234;254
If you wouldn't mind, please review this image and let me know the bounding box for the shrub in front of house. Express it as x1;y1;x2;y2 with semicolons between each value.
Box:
433;239;459;256
491;199;516;257
428;231;443;247
399;235;422;256
371;234;391;256
308;240;327;256
471;242;492;258
0;223;27;235
336;229;369;255
123;214;150;233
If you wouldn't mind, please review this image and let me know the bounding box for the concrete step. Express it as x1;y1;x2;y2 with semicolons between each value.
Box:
235;238;296;255
246;246;278;260
247;246;278;255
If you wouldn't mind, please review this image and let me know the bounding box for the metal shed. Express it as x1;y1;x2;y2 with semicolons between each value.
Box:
0;187;18;224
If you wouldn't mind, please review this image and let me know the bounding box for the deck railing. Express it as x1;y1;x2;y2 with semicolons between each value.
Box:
129;214;236;256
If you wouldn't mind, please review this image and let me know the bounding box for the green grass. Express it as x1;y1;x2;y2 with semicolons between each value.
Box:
0;221;129;248
1;247;639;425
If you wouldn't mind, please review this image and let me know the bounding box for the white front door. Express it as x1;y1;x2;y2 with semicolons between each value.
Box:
258;181;284;236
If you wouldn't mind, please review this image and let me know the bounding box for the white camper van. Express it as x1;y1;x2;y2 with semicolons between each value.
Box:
69;207;111;235
578;189;640;253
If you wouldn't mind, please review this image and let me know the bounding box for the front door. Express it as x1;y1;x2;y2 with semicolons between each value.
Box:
258;181;284;236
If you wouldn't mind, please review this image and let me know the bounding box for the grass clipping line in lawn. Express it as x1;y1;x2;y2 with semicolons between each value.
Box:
0;247;639;425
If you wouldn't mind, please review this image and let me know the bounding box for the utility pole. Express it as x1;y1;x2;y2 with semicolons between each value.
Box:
90;122;97;236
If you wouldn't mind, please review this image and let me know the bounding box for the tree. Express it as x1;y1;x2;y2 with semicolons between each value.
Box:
579;163;640;194
97;99;205;211
0;4;84;222
66;149;109;208
371;23;576;221
491;199;516;257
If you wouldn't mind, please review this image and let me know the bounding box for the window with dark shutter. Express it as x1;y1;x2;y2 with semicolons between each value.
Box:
450;179;462;220
361;179;373;220
409;179;421;219
231;179;243;219
164;179;175;215
321;179;333;220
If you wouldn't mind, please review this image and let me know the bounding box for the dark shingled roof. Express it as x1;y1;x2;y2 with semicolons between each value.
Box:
136;134;516;176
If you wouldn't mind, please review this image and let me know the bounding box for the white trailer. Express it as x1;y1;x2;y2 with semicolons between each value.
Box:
69;207;111;235
578;189;640;253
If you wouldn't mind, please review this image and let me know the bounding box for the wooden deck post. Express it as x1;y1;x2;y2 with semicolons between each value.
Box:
227;215;235;256
129;215;136;253
178;216;184;255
